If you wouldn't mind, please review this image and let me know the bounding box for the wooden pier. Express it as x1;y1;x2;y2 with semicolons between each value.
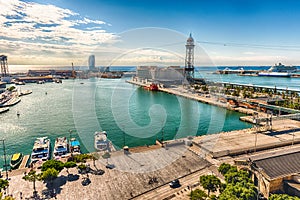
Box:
18;155;29;169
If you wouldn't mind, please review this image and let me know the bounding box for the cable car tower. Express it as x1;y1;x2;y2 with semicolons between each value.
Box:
0;55;9;77
184;33;195;81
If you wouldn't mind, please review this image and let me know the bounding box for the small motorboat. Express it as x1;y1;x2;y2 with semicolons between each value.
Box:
10;153;23;169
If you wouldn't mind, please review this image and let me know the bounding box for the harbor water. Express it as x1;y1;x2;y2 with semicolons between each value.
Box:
0;76;252;167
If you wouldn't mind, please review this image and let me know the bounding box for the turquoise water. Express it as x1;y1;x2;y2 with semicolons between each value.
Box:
0;78;252;167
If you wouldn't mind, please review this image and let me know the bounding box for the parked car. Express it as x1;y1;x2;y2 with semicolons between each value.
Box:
169;179;181;188
106;164;115;169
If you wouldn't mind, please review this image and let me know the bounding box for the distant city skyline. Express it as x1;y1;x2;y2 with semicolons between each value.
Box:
1;0;300;66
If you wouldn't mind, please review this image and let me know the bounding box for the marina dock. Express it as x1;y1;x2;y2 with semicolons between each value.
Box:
126;79;230;109
18;155;29;169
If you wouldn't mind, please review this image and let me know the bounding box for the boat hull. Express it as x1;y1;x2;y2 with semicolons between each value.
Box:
10;153;23;169
258;72;291;77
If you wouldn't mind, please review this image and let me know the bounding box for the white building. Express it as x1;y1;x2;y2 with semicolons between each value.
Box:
136;66;185;85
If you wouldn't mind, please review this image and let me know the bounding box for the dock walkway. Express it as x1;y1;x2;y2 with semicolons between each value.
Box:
19;155;29;169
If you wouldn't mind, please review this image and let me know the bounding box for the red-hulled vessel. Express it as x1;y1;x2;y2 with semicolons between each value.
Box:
144;83;158;91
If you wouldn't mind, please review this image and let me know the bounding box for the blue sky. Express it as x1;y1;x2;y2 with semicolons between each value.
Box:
1;0;300;66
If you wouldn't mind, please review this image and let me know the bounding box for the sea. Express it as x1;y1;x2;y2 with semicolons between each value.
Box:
1;65;300;168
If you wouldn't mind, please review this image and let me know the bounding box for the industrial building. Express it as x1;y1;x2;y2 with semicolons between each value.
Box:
136;66;185;85
27;69;74;77
250;150;300;198
235;148;300;198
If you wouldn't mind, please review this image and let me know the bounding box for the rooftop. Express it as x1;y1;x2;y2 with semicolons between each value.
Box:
253;151;300;180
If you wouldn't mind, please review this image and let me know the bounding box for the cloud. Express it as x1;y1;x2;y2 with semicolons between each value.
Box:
0;0;117;64
210;55;288;65
243;51;256;55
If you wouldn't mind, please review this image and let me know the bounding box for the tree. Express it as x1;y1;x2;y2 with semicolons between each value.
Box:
0;179;9;192
269;194;300;200
219;183;257;200
72;154;93;163
23;170;41;195
41;160;64;172
102;152;111;164
77;164;88;174
189;189;207;200
224;169;252;185
199;175;221;196
0;193;16;200
64;161;77;174
41;168;59;186
92;152;100;169
218;163;235;175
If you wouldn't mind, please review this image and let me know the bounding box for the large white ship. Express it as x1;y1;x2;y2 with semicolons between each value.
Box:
258;63;297;77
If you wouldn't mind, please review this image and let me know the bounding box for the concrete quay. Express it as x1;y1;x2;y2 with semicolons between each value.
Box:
126;79;266;121
193;119;300;158
126;79;229;109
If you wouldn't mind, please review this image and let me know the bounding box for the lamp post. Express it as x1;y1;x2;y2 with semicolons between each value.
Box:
253;112;259;152
69;129;72;141
0;139;8;180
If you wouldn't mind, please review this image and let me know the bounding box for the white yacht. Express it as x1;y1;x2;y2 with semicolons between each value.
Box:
94;131;113;152
53;137;69;159
31;137;51;164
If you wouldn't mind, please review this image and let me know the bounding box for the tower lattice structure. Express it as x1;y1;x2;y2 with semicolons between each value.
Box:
0;55;9;77
184;33;195;80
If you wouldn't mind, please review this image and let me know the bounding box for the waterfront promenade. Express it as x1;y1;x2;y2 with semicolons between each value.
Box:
6;144;211;200
4;117;300;199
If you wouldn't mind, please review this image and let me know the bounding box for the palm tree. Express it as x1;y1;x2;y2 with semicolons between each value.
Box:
0;179;8;192
41;168;59;187
64;161;77;175
23;170;41;197
102;152;111;165
91;152;100;170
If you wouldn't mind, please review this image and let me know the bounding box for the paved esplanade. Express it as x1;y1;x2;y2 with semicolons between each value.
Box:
7;144;210;200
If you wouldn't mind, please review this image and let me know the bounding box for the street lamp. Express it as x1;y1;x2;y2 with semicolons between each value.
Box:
253;112;259;152
0;139;8;180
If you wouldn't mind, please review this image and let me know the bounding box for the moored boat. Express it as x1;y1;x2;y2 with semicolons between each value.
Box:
53;137;69;159
144;83;159;91
10;153;23;169
31;137;51;164
19;90;32;96
3;97;21;107
94;131;114;152
0;107;9;114
69;137;81;154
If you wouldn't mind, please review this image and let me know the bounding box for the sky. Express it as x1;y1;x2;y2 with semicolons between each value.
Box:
1;0;300;66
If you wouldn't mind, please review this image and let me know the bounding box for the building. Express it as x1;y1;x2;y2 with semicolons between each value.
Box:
236;148;300;198
136;66;185;85
16;76;54;83
88;55;96;71
27;70;74;77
